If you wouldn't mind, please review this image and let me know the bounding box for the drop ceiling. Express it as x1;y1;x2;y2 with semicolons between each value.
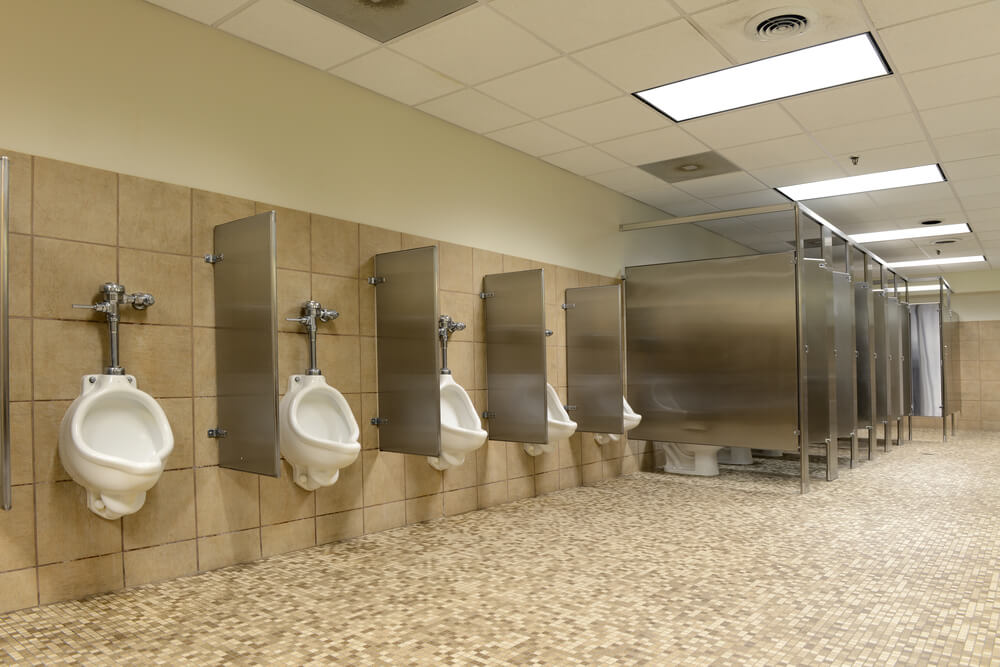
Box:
145;0;1000;276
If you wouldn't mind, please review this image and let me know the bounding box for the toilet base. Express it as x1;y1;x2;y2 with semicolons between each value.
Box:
717;447;754;465
87;489;147;520
290;463;341;491
658;442;724;476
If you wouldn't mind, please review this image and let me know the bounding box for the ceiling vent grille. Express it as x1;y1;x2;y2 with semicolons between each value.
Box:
744;8;816;42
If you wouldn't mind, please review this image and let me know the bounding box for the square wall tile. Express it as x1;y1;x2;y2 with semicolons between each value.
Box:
32;400;71;482
362;450;405;506
0;569;38;613
9;234;31;318
118;249;192;326
405;456;443;498
508;475;535;501
124;540;197;588
195;467;261;536
260;460;315;525
192;257;215;328
33;157;117;244
9;402;33;485
193;397;219;467
262;518;315;558
32;236;117;321
406;494;443;524
36;481;122;564
443;487;478;516
197;528;261;572
315;456;363;515
118;174;191;255
317;508;364;544
0;486;36;571
478;480;508;508
119;324;193;398
1;149;32;234
311;274;360;336
363;501;405;534
311;215;359;278
317;334;361;394
258;203;310;272
38;554;123;605
277;269;312;333
160;397;194;470
191;190;254;257
32;319;103;401
193;327;216;397
477;441;508;485
123;469;196;550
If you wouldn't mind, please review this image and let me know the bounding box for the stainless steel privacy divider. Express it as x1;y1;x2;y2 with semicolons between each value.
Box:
1;156;10;510
564;285;624;434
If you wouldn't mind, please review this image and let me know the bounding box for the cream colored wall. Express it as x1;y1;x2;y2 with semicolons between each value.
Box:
952;292;1000;322
0;0;663;277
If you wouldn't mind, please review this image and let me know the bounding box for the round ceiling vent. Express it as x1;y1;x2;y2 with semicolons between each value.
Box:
745;8;816;42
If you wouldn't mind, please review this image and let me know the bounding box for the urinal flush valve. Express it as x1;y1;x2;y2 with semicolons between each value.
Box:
438;314;466;375
287;300;338;375
73;282;156;375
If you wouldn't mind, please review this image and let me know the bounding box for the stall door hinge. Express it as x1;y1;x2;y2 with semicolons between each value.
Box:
204;253;224;264
367;276;385;286
207;428;228;438
370;417;389;426
561;303;575;310
479;291;495;299
481;410;495;419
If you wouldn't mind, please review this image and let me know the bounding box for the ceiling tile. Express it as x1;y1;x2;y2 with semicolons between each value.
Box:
720;134;826;171
588;167;669;193
544;96;670;143
417;89;530;134
811;114;925;155
903;53;1000;110
944;156;1000;182
486;122;583;156
780;77;911;131
934;129;1000;163
390;6;557;85
953;176;1000;198
690;0;869;62
573;20;730;92
750;158;845;186
862;0;985;28
145;0;250;24
921;97;1000;140
627;183;713;212
704;189;788;209
490;0;679;53
798;193;880;225
879;2;1000;73
596;127;708;166
331;48;462;105
960;193;1000;212
672;171;766;198
542;146;628;176
867;181;958;206
673;0;733;14
476;58;619;117
969;209;1000;227
682;104;800;148
219;0;378;70
832;141;937;174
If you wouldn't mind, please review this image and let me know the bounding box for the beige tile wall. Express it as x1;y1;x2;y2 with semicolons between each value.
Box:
0;150;639;614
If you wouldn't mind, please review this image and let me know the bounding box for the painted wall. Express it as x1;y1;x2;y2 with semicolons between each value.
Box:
0;0;663;277
952;292;1000;322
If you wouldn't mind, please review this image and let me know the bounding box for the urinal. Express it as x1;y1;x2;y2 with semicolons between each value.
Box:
428;374;488;471
523;383;578;457
59;374;174;520
280;301;361;490
594;396;643;445
280;375;361;490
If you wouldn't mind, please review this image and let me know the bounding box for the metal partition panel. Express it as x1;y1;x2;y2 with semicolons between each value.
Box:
855;281;874;428
802;259;835;445
943;307;961;416
483;269;547;443
901;301;913;416
887;297;902;419
1;157;9;510
213;213;280;476
625;253;799;451
565;285;623;433
374;246;441;456
873;291;889;424
911;303;942;416
833;271;856;437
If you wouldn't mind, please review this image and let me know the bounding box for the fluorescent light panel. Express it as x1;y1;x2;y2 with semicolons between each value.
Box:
885;284;943;294
777;164;945;201
634;33;889;122
887;255;986;268
851;222;971;243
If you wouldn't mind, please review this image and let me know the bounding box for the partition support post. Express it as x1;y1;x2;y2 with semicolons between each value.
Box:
896;417;903;446
866;425;874;460
951;413;956;436
826;438;838;481
850;432;858;468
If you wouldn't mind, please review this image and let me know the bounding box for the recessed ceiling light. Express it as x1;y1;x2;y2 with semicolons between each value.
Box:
885;284;945;294
776;164;945;201
886;255;986;268
850;222;970;243
933;239;958;245
634;33;889;122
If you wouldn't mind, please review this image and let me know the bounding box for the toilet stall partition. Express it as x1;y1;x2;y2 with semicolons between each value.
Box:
853;249;877;457
800;257;839;481
210;212;281;476
481;269;547;444
1;156;10;510
564;285;623;434
372;246;441;457
832;270;859;465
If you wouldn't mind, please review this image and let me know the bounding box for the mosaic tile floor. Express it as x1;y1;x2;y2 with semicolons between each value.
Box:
2;429;999;665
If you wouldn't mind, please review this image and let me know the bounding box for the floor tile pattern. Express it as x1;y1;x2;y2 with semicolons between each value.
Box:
2;429;999;665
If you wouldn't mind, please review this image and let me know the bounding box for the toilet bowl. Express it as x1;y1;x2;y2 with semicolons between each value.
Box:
717;447;754;465
523;383;578;456
594;396;643;445
429;374;487;471
58;374;174;520
280;374;361;490
655;441;725;477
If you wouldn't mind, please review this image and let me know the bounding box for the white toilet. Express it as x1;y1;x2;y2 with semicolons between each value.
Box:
279;374;361;490
523;383;578;457
594;396;643;445
59;374;174;520
429;374;487;471
655;441;726;477
717;447;754;465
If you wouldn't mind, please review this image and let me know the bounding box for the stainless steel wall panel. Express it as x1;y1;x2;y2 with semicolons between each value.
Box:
910;303;942;417
855;281;874;428
887;297;902;420
873;291;889;424
901;301;913;416
1;157;9;510
625;253;799;451
483;269;547;443
802;259;835;446
943;306;961;416
565;285;623;434
833;271;856;438
212;212;280;476
373;246;441;456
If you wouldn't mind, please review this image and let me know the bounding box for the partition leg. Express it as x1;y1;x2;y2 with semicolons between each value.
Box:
907;416;913;442
866;426;874;460
850;432;858;469
884;421;891;453
826;438;838;481
896;418;903;446
951;413;956;436
800;437;810;494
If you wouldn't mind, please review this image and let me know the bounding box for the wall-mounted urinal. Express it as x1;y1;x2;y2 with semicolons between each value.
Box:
59;283;174;519
279;301;360;490
523;383;577;456
594;396;642;445
428;315;486;471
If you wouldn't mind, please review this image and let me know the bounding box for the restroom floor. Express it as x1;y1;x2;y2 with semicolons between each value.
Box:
2;431;999;666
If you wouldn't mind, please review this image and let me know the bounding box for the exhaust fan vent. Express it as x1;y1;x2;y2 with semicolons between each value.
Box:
744;8;816;42
933;239;958;245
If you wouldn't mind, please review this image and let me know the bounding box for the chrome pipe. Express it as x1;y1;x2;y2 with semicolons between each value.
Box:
438;314;465;375
1;156;10;511
286;300;338;376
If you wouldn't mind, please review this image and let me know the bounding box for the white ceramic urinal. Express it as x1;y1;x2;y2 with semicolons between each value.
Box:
280;374;361;490
654;441;725;477
595;396;643;445
429;374;487;471
524;383;578;457
59;374;174;520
